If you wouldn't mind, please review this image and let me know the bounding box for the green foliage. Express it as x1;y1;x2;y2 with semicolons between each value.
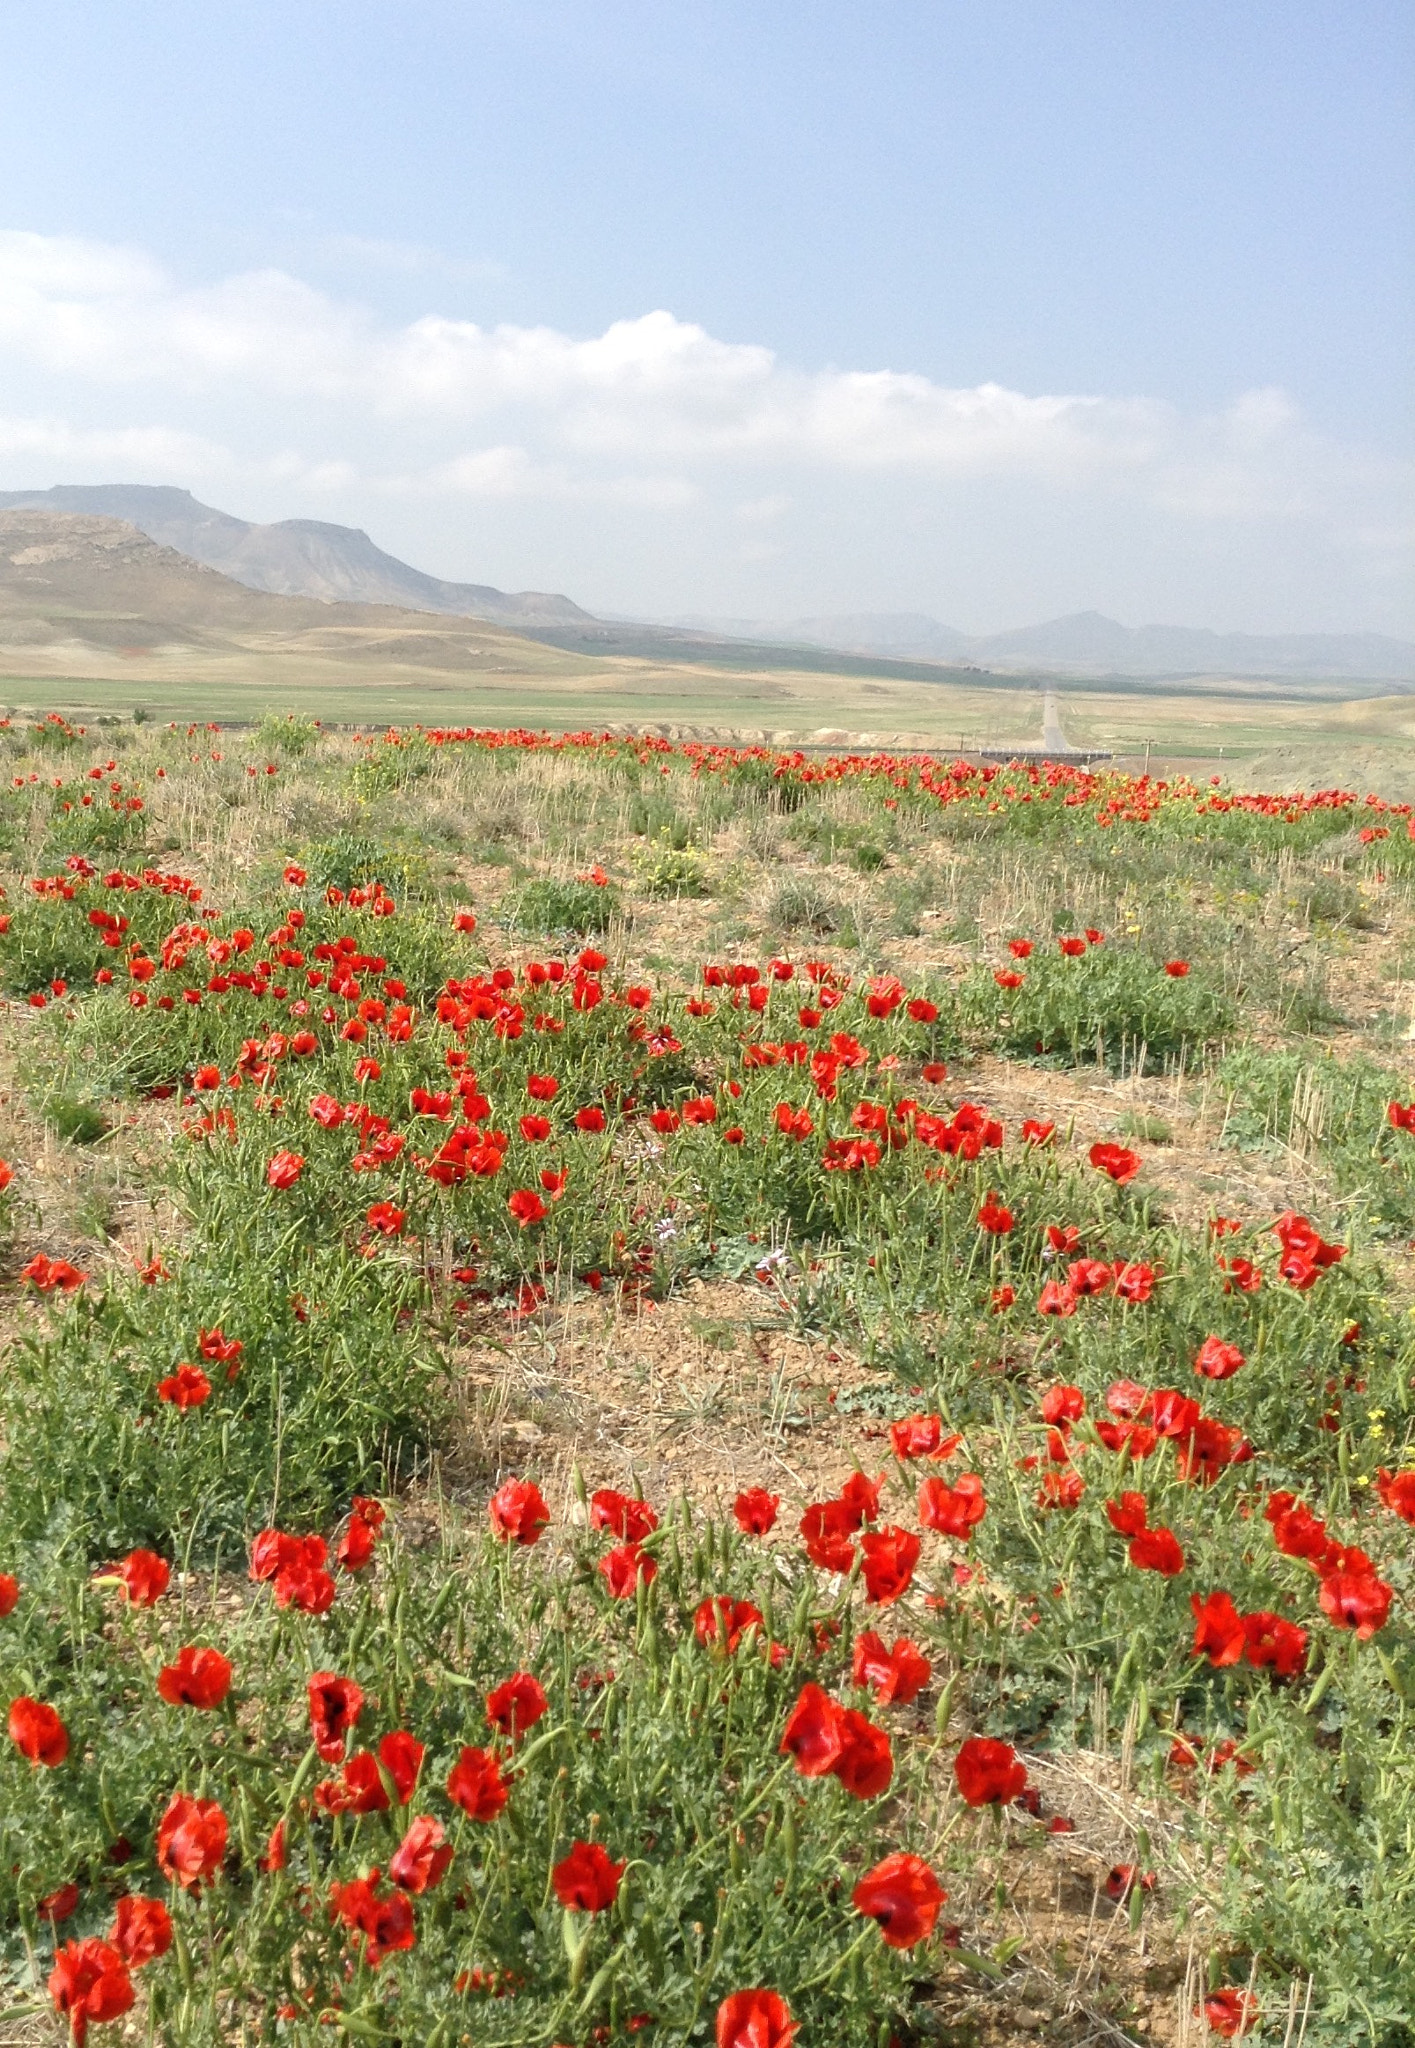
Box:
255;711;320;756
632;842;710;899
499;874;620;935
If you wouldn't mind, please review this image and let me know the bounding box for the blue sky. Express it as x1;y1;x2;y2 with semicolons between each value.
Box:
0;1;1410;633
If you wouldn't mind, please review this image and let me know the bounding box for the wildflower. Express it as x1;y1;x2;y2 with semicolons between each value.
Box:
1375;1468;1415;1524
889;1413;956;1460
446;1745;509;1821
507;1188;547;1227
716;1989;797;2048
1202;1987;1259;2038
488;1477;550;1545
1128;1527;1185;1577
48;1940;134;2045
852;1852;946;1948
851;1631;931;1705
337;1496;386;1570
918;1473;986;1538
365;1201;406;1236
1008;938;1033;958
1190;1590;1246;1666
1020;1118;1054;1144
1037;1278;1077;1317
1195;1336;1245;1380
553;1840;625;1912
1105;1864;1156;1902
574;1104;607;1133
308;1673;364;1760
389;1814;453;1894
104;1550;170;1606
156;1363;211;1410
329;1872;415;1966
1089;1141;1141;1184
590;1489;659;1541
976;1194;1014;1234
1241;1611;1308;1678
156;1646;232;1710
108;1894;173;1967
0;1573;15;1615
1319;1557;1393;1637
155;1793;228;1888
990;1284;1016;1311
954;1736;1028;1806
860;1526;921;1604
8;1695;69;1765
599;1541;656;1598
833;1709;895;1797
265;1149;304;1189
733;1487;779;1535
1059;935;1086;957
1041;1385;1085;1427
994;969;1025;989
780;1682;847;1775
694;1596;765;1653
485;1672;548;1741
22;1254;87;1291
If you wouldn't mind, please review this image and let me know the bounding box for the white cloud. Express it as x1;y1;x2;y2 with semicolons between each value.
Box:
0;229;1408;630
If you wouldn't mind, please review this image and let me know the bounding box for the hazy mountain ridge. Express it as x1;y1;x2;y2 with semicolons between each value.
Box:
668;606;1415;680
0;487;591;628
0;486;1409;680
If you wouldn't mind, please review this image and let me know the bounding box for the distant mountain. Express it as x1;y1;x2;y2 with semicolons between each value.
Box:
1;488;1408;681
669;606;1415;681
0;486;591;629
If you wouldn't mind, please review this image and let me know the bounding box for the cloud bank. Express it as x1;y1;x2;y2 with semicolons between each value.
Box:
0;230;1408;632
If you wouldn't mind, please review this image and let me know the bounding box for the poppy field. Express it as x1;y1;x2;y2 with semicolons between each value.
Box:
1;713;1414;2047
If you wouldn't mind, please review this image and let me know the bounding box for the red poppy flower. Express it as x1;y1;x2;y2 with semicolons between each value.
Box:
108;1893;172;1968
488;1477;550;1545
994;969;1025;990
1319;1562;1393;1637
1089;1141;1141;1184
527;1072;558;1100
507;1188;547;1227
716;1989;797;2048
851;1631;931;1705
1113;1260;1156;1302
329;1872;416;1967
1008;938;1033;958
266;1149;305;1189
22;1254;87;1291
1041;1385;1085;1428
1242;1611;1308;1678
599;1541;656;1598
308;1672;364;1760
590;1489;659;1541
954;1736;1028;1807
1128;1527;1185;1577
733;1487;779;1535
921;1062;948;1084
1376;1468;1415;1524
1105;1863;1156;1902
852;1851;946;1948
1190;1590;1246;1666
1106;1492;1149;1537
1265;1493;1335;1564
833;1708;894;1798
773;1102;814;1140
378;1730;425;1802
860;1525;921;1605
1037;1278;1077;1317
976;1194;1014;1234
157;1646;233;1710
1068;1256;1114;1296
1194;1336;1245;1380
485;1671;549;1742
553;1839;625;1912
1203;1987;1259;2038
1058;935;1087;957
49;1939;134;2045
780;1682;847;1776
1163;959;1190;977
365;1201;406;1236
0;1572;16;1616
918;1473;986;1538
574;1105;607;1133
799;1499;858;1572
389;1814;453;1894
447;1744;509;1821
336;1496;385;1570
838;1470;885;1526
156;1363;211;1410
8;1695;68;1766
156;1793;228;1888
